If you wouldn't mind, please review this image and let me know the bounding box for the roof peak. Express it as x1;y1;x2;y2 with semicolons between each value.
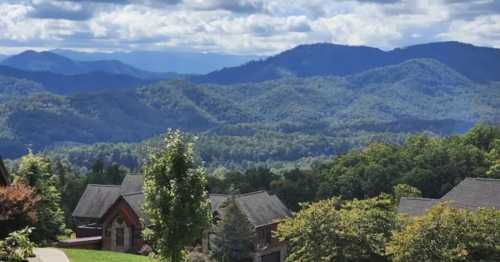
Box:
401;197;437;201
466;177;500;182
87;184;121;188
122;191;143;196
237;190;268;197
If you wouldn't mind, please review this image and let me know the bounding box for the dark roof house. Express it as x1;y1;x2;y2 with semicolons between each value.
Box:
398;177;500;216
0;157;10;187
209;191;292;227
72;175;292;261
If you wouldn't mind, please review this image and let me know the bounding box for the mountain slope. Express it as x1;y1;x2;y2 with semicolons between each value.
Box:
1;50;176;79
1;59;498;159
0;65;152;94
193;41;500;84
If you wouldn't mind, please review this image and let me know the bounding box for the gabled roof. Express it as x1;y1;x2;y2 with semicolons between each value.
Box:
73;175;292;227
236;191;292;227
120;174;143;194
398;197;438;217
73;175;143;220
122;192;145;220
72;184;121;219
0;157;10;186
398;177;500;217
211;191;292;227
441;177;500;210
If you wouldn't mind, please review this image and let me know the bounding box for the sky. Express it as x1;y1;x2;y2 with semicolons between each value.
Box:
0;0;499;55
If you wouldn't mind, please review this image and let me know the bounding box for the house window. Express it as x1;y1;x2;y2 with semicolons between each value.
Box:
105;228;111;238
116;228;124;247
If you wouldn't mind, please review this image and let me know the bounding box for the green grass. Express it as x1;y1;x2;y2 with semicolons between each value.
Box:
62;248;157;262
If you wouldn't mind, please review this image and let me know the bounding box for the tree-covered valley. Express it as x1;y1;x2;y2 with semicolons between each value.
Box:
1;57;498;170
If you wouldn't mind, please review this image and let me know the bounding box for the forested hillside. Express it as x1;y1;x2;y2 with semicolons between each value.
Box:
194;41;500;84
2;58;498;168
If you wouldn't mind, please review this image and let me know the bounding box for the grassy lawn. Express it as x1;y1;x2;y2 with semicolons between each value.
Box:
62;249;157;262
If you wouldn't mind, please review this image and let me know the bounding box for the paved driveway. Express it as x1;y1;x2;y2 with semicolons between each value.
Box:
33;248;70;262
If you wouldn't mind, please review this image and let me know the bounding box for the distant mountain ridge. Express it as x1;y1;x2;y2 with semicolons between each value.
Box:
51;49;261;74
1;59;498;159
1;50;177;79
193;41;500;84
0;65;154;94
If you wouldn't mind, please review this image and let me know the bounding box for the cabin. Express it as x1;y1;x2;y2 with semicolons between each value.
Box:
205;192;292;262
70;175;292;262
398;177;500;217
0;156;10;187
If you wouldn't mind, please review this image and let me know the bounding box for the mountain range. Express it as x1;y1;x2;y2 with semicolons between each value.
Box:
1;50;176;79
193;41;500;84
47;49;260;74
0;41;498;166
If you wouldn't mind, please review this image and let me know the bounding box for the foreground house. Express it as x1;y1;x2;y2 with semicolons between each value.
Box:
205;192;292;262
70;175;291;262
0;157;10;186
398;177;500;217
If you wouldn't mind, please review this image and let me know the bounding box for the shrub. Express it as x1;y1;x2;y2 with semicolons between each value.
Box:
0;227;35;262
0;184;39;238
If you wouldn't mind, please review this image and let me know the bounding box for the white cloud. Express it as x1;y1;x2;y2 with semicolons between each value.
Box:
0;0;498;55
439;15;500;48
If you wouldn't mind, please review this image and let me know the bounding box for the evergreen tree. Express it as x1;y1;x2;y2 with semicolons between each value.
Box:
211;197;256;262
87;159;105;184
143;130;211;262
17;152;66;244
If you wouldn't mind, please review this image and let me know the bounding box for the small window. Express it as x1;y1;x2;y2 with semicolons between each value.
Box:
105;229;111;238
116;228;124;247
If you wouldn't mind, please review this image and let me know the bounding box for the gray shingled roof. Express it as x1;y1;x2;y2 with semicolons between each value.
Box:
210;191;292;227
441;177;500;210
236;191;292;227
123;192;145;220
398;197;438;217
73;175;143;220
73;175;291;227
72;184;121;219
398;178;500;217
120;175;144;194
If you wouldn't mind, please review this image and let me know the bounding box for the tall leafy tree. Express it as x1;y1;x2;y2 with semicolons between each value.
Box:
270;168;319;211
211;197;256;262
387;204;500;262
277;195;396;262
143;130;211;262
17;152;66;243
